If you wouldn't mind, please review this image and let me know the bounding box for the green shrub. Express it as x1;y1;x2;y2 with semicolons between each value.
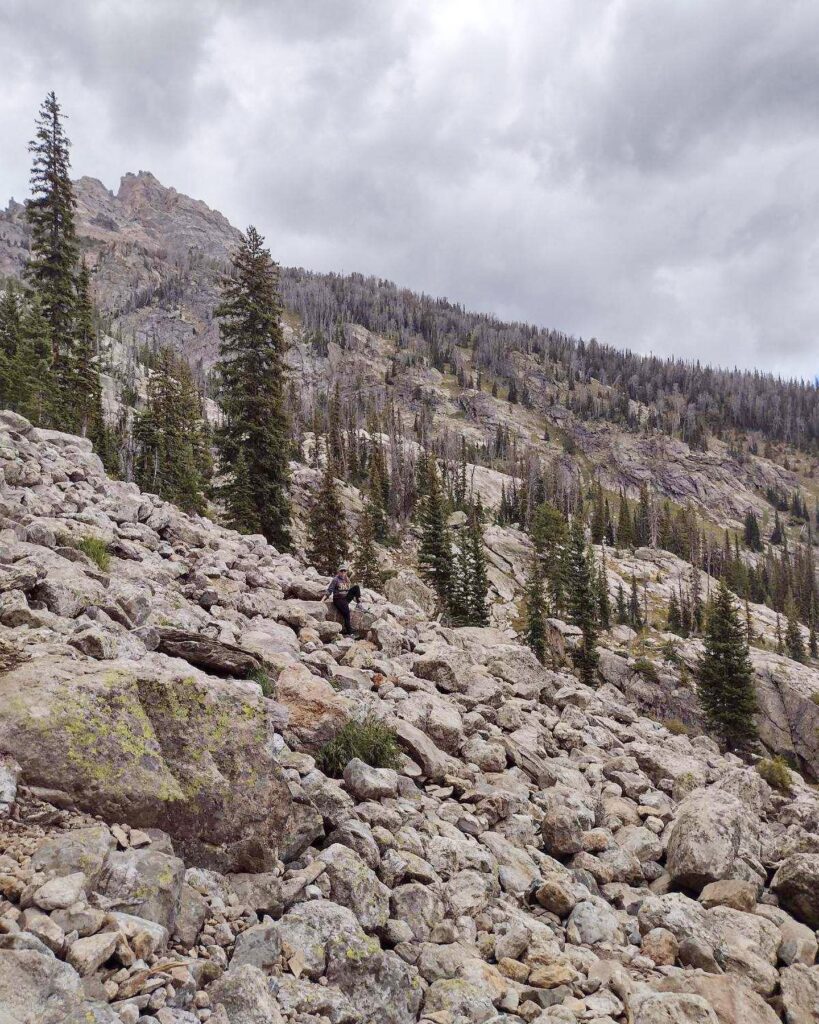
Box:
73;535;110;572
756;756;794;793
633;656;660;683
316;716;402;779
811;693;819;706
249;667;274;697
662;718;693;736
661;640;681;666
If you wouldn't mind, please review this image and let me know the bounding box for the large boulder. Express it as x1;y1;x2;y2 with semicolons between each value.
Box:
96;847;185;931
771;854;819;928
209;963;284;1023
275;663;349;751
272;900;423;1024
666;789;764;893
0;655;291;871
154;627;264;677
655;974;780;1024
0;946;116;1024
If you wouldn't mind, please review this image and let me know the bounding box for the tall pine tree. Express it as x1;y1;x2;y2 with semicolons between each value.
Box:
697;581;758;750
417;456;454;610
565;517;599;686
25;92;78;424
307;459;349;576
214;227;291;547
522;555;548;664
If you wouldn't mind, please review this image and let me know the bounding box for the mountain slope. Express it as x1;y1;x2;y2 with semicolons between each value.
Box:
1;409;819;1024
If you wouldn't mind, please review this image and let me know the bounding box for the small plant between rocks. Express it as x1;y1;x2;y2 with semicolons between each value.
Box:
756;755;794;793
316;716;402;778
633;656;660;682
72;535;111;572
249;666;274;697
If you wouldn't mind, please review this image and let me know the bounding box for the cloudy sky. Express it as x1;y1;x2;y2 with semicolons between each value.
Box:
2;0;818;379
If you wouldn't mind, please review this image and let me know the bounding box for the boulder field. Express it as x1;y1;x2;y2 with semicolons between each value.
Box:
0;409;818;1024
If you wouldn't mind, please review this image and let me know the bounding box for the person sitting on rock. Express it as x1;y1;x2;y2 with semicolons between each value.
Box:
324;564;361;636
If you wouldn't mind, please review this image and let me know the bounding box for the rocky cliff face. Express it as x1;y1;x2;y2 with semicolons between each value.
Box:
1;173;811;532
1;411;818;1024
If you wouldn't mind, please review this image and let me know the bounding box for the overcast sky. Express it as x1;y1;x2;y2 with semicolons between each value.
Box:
2;0;818;379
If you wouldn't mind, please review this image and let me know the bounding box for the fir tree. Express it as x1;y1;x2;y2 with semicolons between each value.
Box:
565;517;599;686
785;596;805;663
596;548;611;629
628;574;643;628
615;582;628;625
697;581;758;750
616;492;633;548
523;556;548;663
214;226;291;548
462;499;489;626
417;457;454;609
25;92;78;422
743;510;762;552
71;261;106;447
770;511;783;545
354;500;383;589
0;283;24;412
667;592;682;634
775;613;784;656
307;459;349;576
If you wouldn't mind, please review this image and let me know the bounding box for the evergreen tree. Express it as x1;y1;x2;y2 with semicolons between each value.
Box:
697;581;758;750
307;459;349;576
615;582;628;624
775;613;784;656
667;592;682;634
628;574;643;628
616;492;633;548
596;548;611;629
0;283;24;412
523;556;548;664
133;348;210;514
214;226;291;548
417;457;454;609
71;261;106;447
462;499;489;626
25;91;78;422
565;517;599;686
743;510;762;552
770;511;783;545
16;293;53;425
785;596;805;663
354;500;383;589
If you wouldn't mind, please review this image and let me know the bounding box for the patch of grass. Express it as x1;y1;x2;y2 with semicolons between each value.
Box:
633;656;660;683
757;756;794;794
316;715;402;779
811;693;819;706
662;718;694;737
249;667;275;698
73;535;111;572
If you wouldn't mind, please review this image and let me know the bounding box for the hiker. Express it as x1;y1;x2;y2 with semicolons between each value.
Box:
325;564;361;635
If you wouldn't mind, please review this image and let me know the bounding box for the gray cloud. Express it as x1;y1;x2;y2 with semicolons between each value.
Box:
1;0;818;377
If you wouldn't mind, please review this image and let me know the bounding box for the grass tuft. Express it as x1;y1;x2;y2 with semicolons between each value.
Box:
316;715;402;778
756;755;794;793
73;535;111;572
249;667;275;697
632;656;660;683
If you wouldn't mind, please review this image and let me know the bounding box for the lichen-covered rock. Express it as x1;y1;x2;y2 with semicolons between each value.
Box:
96;847;184;931
0;656;292;871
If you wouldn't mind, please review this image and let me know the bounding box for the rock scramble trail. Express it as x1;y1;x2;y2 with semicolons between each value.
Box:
0;408;818;1024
